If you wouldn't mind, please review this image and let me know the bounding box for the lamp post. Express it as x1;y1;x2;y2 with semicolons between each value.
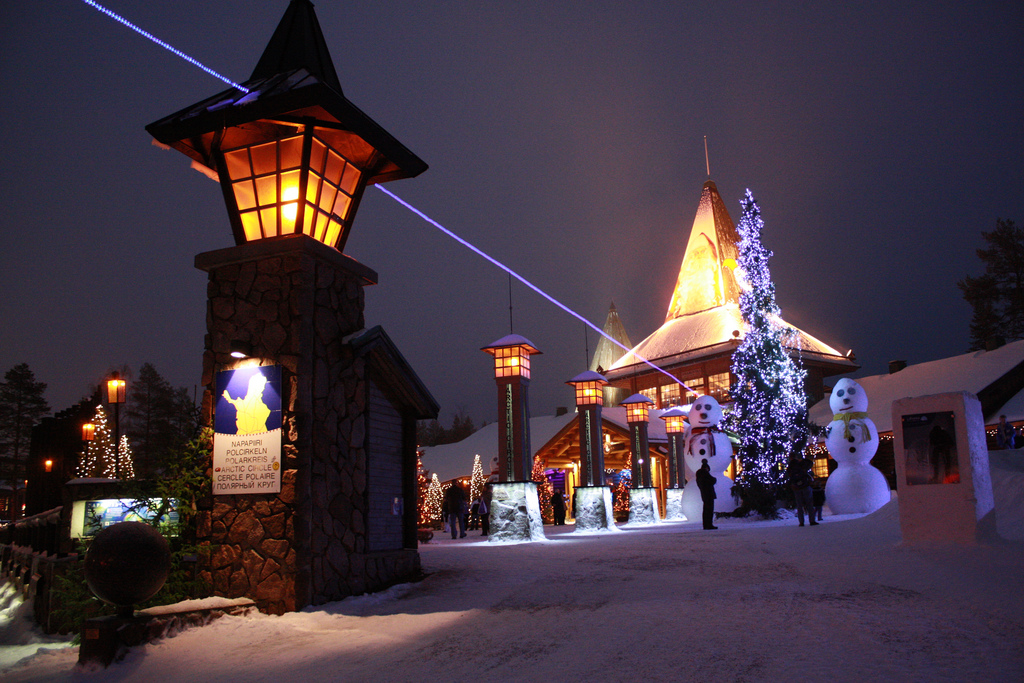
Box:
567;370;617;532
621;393;659;525
481;334;545;542
106;373;126;480
660;406;687;520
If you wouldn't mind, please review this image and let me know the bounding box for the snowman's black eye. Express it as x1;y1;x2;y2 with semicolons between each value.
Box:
848;387;857;395
837;390;845;397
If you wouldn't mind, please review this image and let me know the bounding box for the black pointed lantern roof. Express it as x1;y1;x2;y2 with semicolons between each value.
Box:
146;0;426;185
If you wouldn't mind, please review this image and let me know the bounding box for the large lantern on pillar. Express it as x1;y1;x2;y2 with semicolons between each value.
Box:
567;371;607;487
146;0;426;252
481;334;541;483
620;393;654;488
660;406;687;490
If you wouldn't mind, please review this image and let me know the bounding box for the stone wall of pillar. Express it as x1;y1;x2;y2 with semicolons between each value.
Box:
194;236;419;615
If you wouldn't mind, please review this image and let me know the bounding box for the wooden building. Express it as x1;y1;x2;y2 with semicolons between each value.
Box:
605;179;857;407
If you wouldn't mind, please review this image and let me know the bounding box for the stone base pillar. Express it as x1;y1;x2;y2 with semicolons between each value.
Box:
488;482;546;543
664;488;685;521
627;487;661;525
573;486;618;533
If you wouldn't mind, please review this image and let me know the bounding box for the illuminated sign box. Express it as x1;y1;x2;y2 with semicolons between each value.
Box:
213;365;283;495
70;498;179;539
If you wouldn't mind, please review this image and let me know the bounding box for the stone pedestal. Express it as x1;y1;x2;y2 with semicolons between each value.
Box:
194;235;421;614
664;488;685;521
488;482;546;543
627;487;660;525
573;486;618;533
892;392;995;544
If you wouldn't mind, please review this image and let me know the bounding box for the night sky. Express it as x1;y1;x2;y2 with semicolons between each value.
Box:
3;1;1022;426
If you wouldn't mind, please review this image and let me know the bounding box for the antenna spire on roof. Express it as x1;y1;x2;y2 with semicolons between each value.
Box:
704;136;711;178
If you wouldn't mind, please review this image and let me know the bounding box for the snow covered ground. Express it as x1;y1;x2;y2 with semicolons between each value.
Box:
3;454;1023;682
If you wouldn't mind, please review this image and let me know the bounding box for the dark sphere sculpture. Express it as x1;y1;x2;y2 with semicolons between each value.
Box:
85;521;171;617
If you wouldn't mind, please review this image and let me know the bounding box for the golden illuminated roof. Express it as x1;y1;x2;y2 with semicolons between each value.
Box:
665;180;741;320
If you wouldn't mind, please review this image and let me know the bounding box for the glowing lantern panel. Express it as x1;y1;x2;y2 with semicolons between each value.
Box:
82;423;95;441
221;130;364;249
106;378;126;404
663;414;687;433
491;345;532;380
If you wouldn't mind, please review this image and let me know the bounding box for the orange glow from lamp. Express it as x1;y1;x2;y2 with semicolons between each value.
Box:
481;334;541;380
82;423;95;442
622;393;654;424
106;374;126;404
44;459;53;473
660;407;687;434
567;370;607;407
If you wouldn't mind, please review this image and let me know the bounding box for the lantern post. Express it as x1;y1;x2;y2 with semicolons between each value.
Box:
481;334;545;542
566;371;617;532
621;393;660;525
660;406;687;520
106;373;126;479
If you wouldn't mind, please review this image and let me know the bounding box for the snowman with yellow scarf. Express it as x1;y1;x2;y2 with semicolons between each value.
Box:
823;378;890;514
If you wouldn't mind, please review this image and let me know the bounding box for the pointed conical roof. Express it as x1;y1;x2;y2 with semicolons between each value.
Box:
250;0;342;93
665;180;742;320
590;302;632;373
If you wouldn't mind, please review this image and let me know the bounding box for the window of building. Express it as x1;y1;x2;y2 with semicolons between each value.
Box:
707;372;731;402
660;383;681;407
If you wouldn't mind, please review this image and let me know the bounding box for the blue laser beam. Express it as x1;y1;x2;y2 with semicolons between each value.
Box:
80;0;250;93
374;185;697;396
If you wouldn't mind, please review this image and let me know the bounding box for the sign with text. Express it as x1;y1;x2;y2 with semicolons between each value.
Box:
213;365;283;495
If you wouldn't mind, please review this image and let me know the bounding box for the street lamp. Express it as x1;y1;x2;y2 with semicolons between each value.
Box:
481;334;545;542
82;423;96;443
106;373;126;479
621;393;659;525
660;405;687;520
566;371;606;487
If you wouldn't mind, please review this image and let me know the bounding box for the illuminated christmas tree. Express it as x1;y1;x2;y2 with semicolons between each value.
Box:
612;468;631;514
77;405;136;479
425;473;444;527
729;190;808;514
531;455;553;523
469;454;486;503
416;450;431;527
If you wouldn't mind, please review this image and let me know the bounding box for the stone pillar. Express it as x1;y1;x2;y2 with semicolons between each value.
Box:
664;431;685;520
194;235;415;614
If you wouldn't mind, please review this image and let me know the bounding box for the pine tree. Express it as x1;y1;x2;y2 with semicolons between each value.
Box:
958;219;1024;349
77;405;136;479
127;363;196;478
0;363;50;514
425;473;444;527
729;190;809;515
469;454;486;503
531;455;553;523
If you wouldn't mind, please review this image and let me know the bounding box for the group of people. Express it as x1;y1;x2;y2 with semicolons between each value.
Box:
441;481;492;539
695;454;825;529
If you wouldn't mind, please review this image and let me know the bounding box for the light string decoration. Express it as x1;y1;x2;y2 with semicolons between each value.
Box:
82;2;692;395
80;0;250;93
729;189;808;494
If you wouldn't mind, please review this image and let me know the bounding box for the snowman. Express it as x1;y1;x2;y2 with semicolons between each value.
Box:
681;395;737;521
823;378;890;514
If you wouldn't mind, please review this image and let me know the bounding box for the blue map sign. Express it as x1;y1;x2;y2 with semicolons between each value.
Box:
213;365;283;495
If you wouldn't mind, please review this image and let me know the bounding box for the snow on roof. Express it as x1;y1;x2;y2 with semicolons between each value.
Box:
607;304;854;375
809;339;1024;433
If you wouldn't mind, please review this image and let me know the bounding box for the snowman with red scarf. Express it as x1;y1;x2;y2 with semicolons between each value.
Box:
681;395;737;521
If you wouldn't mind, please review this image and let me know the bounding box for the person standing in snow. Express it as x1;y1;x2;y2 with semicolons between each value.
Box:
812;479;826;522
695;459;718;530
551;491;566;525
443;482;467;539
787;455;818;527
996;415;1016;449
478;484;491;536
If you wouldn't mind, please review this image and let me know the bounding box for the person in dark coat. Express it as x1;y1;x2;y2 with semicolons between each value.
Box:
786;455;818;527
443;482;467;539
695;458;718;530
551;491;567;525
480;482;492;536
